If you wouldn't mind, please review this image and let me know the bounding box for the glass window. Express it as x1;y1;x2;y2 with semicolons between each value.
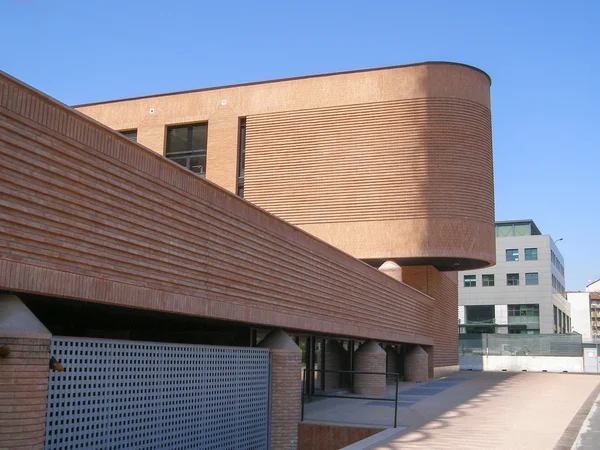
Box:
506;249;519;262
237;118;246;197
166;123;208;177
120;129;137;142
482;274;495;287
464;275;476;288
524;248;538;261
525;273;539;285
508;304;539;317
507;273;519;286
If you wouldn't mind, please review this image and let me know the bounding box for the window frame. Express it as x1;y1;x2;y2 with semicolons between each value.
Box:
507;273;520;286
506;249;519;262
525;272;539;286
482;274;495;287
463;275;476;288
165;122;208;177
524;248;538;261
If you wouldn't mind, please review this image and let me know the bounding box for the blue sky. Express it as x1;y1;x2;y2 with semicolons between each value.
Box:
2;0;598;290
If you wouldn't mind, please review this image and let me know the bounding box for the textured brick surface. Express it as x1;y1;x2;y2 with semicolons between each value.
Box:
1;73;445;349
270;350;302;450
404;347;429;382
76;63;495;270
401;266;460;368
298;423;384;450
354;349;386;396
0;337;49;450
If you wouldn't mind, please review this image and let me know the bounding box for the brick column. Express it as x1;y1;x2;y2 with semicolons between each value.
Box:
0;293;51;450
404;345;429;382
259;329;301;450
353;340;386;396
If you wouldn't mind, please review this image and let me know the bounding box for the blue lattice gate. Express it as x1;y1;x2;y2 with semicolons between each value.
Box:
44;337;270;450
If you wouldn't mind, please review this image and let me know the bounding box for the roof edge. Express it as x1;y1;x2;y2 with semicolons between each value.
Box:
72;61;491;108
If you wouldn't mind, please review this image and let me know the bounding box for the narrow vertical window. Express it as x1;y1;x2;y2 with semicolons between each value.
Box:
237;118;246;197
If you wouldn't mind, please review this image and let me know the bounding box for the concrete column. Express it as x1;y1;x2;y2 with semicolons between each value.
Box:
495;305;508;334
258;329;302;450
324;340;347;391
353;340;386;396
378;260;403;283
404;345;429;382
0;293;51;450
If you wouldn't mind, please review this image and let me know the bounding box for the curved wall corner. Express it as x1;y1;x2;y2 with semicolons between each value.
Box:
245;63;495;270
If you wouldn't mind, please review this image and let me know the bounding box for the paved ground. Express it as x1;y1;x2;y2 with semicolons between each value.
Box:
304;371;600;450
572;390;600;450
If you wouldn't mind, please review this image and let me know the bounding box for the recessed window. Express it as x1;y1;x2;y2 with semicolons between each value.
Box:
508;304;539;317
524;248;538;261
166;123;207;177
506;249;519;262
525;272;539;285
464;275;476;288
482;274;495;287
120;129;137;142
507;273;520;286
237;118;246;197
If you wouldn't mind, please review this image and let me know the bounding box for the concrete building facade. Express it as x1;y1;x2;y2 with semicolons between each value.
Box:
0;62;494;449
459;220;570;335
568;279;600;342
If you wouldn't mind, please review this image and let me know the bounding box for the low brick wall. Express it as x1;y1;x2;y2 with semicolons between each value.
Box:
298;423;384;450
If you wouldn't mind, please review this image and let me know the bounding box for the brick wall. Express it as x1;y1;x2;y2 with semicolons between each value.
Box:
298;423;384;450
0;337;50;450
270;349;302;450
353;350;386;396
400;266;459;369
0;73;440;348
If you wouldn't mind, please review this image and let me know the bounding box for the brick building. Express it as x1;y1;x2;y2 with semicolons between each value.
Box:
0;62;494;449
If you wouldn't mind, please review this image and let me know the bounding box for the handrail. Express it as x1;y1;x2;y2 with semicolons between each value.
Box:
301;368;400;428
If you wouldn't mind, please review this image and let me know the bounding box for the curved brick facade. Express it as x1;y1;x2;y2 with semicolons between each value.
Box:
76;62;495;270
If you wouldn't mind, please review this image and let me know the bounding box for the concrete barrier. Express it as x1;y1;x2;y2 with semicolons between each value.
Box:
460;355;583;372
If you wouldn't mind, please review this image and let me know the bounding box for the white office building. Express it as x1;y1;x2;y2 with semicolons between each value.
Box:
459;220;570;334
568;279;600;343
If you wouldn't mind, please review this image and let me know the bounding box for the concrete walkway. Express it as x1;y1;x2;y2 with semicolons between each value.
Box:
365;371;600;450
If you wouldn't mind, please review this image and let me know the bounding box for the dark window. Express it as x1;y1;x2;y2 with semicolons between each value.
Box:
508;304;539;317
166;123;207;177
465;305;495;324
524;248;538;261
464;275;476;288
525;272;539;285
120;130;137;142
237;118;246;197
507;273;519;286
482;274;495;287
506;249;519;262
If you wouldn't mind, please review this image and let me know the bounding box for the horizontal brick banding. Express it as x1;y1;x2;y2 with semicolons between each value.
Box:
298;423;385;450
0;336;49;450
401;266;459;368
353;351;386;396
244;98;494;267
0;73;444;347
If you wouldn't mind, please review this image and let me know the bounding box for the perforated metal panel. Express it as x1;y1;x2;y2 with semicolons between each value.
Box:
45;337;270;450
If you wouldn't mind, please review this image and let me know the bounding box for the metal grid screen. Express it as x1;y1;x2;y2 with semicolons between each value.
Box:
45;337;270;450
